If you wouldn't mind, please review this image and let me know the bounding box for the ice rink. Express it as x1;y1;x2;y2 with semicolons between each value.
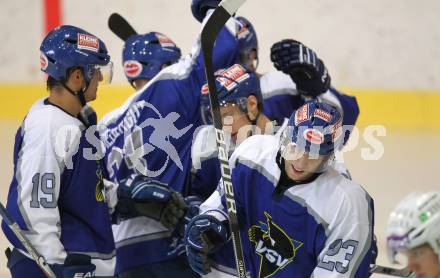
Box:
0;118;439;276
1;0;439;276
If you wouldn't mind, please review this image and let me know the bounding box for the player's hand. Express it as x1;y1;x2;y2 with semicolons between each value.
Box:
118;174;172;202
178;196;203;236
271;39;331;97
52;254;95;278
159;191;187;230
191;0;222;22
185;214;229;275
116;174;187;230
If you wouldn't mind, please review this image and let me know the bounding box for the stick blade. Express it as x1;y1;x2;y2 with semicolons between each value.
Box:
108;13;137;41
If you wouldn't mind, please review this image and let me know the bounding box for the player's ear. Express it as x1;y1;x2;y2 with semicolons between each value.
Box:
66;68;84;88
246;95;259;119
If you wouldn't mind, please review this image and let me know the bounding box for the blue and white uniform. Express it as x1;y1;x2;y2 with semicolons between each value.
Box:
200;134;375;278
2;99;116;277
99;12;241;274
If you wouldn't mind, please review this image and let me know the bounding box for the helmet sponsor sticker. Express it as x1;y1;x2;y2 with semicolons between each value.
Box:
201;84;209;95
124;60;143;78
303;128;324;144
331;119;343;140
77;33;99;52
40;52;48;70
314;108;332;122
216;64;249;91
295;104;310;126
237;26;251;40
156;33;177;48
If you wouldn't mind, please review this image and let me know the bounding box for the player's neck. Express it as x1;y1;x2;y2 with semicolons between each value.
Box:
48;89;82;117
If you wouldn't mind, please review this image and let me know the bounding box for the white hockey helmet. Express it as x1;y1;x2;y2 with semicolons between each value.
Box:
386;191;440;264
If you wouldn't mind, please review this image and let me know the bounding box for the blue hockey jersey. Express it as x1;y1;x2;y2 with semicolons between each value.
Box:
200;134;375;278
1;99;116;276
99;14;241;274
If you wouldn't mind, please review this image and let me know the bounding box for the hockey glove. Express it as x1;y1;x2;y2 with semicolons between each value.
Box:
185;214;229;275
191;0;222;22
52;254;95;278
159;191;187;230
271;39;331;97
178;196;203;236
116;174;187;230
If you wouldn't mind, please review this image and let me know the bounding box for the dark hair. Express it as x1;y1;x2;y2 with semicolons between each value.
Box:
257;102;263;113
46;67;83;91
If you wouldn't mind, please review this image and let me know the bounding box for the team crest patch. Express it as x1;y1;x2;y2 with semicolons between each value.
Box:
248;212;303;278
124;60;143;78
295;104;310;126
40;52;48;70
156;33;176;48
314;108;332;122
216;64;249;92
77;33;99;52
303;128;324;144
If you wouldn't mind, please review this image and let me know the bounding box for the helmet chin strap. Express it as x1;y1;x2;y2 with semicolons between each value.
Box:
61;81;90;107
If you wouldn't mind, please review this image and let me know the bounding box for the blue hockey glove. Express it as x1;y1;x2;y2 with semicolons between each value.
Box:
52;254;95;278
116;175;187;230
191;0;221;22
117;174;172;202
178;196;203;236
271;39;331;97
185;214;229;275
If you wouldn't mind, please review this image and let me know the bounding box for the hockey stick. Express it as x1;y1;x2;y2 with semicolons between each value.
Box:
370;264;412;277
200;0;246;277
108;13;138;41
0;202;56;278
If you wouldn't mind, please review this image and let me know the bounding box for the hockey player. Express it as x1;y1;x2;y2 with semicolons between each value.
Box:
121;31;181;90
98;1;243;276
186;100;376;277
387;192;440;278
1;25;116;277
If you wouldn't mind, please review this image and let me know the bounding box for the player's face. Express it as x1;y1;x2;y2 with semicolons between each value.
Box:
84;69;103;102
220;104;252;145
283;143;328;182
406;244;440;278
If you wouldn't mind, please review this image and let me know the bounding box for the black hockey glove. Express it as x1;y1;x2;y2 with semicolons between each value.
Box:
271;39;331;97
116;174;187;230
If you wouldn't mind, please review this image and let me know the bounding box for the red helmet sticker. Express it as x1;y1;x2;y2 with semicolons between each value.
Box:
314;108;333;122
216;64;249;91
156;33;177;48
77;33;99;52
331;119;343;141
40;52;48;70
124;60;143;78
201;84;209;95
295;104;310;126
303;128;324;144
237;26;250;40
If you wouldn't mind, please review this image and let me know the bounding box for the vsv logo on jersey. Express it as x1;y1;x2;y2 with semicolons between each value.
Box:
248;212;303;278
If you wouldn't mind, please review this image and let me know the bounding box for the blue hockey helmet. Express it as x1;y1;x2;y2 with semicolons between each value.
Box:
40;25;112;83
282;100;343;157
236;16;258;70
122;32;181;82
191;0;221;22
200;64;261;124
